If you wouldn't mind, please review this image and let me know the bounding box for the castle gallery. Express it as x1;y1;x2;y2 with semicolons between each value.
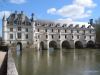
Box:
2;11;96;50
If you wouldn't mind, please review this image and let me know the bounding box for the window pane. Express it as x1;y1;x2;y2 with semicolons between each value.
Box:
10;34;13;39
10;28;13;32
18;27;21;31
17;33;21;39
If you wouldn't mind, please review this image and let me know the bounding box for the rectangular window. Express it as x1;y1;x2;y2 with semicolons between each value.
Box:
90;36;91;39
72;36;73;39
65;35;67;39
71;30;73;33
10;28;13;32
90;30;92;33
65;30;67;33
84;36;86;39
58;29;60;33
77;35;79;39
83;30;85;34
26;34;28;39
77;30;79;33
52;29;53;32
18;27;21;31
26;28;28;32
38;29;39;32
59;35;60;39
46;35;48;39
38;35;39;39
45;29;47;32
10;34;13;39
17;33;21;39
52;35;54;39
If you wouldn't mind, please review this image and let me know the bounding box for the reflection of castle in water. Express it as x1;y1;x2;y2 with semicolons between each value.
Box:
2;11;96;50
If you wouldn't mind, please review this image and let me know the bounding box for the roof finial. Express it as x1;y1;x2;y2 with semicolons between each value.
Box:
3;12;6;20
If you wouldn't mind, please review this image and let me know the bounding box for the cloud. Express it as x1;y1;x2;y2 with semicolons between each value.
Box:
47;0;96;20
74;0;96;8
0;11;11;19
10;0;26;4
47;8;56;14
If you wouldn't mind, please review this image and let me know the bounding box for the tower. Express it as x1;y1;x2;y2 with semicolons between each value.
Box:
2;14;7;45
31;13;36;48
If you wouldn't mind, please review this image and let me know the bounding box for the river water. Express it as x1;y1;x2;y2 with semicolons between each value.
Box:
12;49;100;75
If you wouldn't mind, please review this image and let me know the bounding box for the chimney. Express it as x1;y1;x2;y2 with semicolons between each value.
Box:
31;13;34;22
89;19;93;25
15;10;17;14
21;11;23;14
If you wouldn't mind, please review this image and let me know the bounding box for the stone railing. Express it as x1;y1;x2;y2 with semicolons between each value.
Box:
0;51;7;75
7;49;18;75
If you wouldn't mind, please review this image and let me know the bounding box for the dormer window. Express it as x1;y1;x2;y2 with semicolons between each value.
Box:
71;30;73;33
88;25;91;28
75;24;79;28
81;25;85;28
68;24;73;28
56;23;60;27
58;29;60;33
90;30;92;33
63;24;67;27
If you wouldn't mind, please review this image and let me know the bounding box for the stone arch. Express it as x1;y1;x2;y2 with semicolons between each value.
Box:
87;40;95;48
75;41;83;49
62;40;71;49
16;42;22;51
49;40;57;49
40;41;45;50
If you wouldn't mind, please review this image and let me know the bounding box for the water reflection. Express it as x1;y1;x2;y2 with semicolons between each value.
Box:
12;49;100;75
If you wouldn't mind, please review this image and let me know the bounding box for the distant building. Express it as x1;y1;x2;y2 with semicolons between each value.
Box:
2;11;96;50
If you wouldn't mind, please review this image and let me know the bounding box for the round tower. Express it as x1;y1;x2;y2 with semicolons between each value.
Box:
2;14;7;45
31;13;36;48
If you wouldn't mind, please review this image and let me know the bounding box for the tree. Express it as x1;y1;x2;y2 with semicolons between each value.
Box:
0;37;2;46
94;18;100;42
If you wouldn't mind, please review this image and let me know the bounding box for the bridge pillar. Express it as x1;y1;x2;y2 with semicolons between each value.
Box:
47;40;49;50
60;40;62;50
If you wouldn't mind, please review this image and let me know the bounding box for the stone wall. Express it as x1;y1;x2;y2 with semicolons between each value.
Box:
7;49;18;75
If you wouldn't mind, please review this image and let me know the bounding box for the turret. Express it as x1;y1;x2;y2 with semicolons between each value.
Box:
2;14;8;45
15;10;17;18
31;13;35;28
31;13;36;48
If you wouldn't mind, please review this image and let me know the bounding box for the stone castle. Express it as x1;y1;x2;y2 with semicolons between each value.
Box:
2;11;96;50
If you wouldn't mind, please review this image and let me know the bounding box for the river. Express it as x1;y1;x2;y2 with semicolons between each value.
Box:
12;49;100;75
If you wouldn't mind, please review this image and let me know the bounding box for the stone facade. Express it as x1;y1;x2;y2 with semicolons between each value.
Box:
2;11;96;50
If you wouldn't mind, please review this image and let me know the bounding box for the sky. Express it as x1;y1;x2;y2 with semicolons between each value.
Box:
0;0;100;36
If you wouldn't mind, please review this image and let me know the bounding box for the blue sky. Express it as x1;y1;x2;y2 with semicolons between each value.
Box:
0;0;100;36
